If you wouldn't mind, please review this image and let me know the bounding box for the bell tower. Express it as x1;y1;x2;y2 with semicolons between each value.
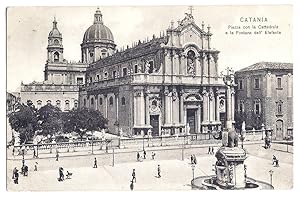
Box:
47;17;64;63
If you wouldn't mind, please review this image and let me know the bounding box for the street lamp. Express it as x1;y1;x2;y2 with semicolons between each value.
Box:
286;135;290;153
191;163;195;180
269;169;274;186
261;123;265;140
244;165;247;180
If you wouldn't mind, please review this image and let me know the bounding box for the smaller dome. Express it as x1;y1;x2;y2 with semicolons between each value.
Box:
48;18;62;38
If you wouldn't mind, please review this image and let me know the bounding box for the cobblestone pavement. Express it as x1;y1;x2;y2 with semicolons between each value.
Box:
7;143;293;191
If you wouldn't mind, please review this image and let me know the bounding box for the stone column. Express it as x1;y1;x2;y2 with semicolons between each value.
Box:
287;73;292;98
216;91;220;122
226;86;232;129
164;88;170;125
231;87;235;123
133;91;138;126
197;105;201;133
209;89;214;122
145;89;150;126
140;90;145;126
202;89;209;122
179;91;184;124
115;92;119;122
95;95;98;110
104;94;108;118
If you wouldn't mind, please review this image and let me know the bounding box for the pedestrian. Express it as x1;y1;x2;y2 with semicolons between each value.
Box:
13;169;19;184
193;154;197;165
56;151;59;161
12;167;17;179
151;152;156;160
157;165;161;178
33;148;36;158
34;162;38;171
272;155;277;165
93;157;97;168
143;150;147;159
130;180;134;191
58;167;64;181
106;144;108;153
132;169;136;183
137;152;140;161
208;146;211;154
191;155;194;164
211;147;214;154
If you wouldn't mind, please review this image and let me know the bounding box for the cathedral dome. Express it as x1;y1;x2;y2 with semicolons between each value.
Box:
82;9;114;44
83;23;114;43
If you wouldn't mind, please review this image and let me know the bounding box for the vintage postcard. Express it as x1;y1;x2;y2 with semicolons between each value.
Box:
6;5;293;191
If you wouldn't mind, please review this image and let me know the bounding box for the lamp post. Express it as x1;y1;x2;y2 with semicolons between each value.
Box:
269;169;274;186
261;123;265;140
244;164;247;181
112;148;115;167
191;163;195;180
21;144;25;168
286;135;290;153
181;136;185;161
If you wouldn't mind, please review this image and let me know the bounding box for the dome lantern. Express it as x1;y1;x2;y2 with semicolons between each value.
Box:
94;8;103;24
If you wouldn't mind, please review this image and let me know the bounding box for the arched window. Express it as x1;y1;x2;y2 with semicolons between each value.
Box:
109;96;113;105
187;50;196;75
91;98;94;108
65;100;70;111
254;100;261;115
54;52;59;62
47;100;52;105
99;97;103;105
54;39;59;45
276;100;283;115
121;97;126;105
84;98;86;107
56;100;61;109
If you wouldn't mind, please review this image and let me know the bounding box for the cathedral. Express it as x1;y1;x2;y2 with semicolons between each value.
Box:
21;8;234;137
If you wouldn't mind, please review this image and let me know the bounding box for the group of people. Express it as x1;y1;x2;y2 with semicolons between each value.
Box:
58;167;72;181
137;150;156;161
130;164;161;191
208;146;215;155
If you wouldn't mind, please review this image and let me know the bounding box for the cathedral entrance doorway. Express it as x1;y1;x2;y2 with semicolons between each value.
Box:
187;109;197;134
275;120;283;139
150;115;160;136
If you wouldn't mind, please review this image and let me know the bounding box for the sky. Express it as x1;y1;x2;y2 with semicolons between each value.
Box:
6;5;293;92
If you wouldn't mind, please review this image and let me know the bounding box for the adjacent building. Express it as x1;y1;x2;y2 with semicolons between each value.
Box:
235;62;293;139
20;18;88;111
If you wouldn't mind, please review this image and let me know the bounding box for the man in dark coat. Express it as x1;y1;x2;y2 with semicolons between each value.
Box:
132;169;136;183
157;165;161;178
93;157;97;168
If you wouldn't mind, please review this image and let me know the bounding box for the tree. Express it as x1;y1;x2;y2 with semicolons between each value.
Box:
62;108;108;140
37;103;63;137
8;101;38;144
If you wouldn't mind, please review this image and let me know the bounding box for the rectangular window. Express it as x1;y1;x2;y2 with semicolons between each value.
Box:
90;77;93;83
254;78;260;89
254;102;260;115
76;77;83;85
123;67;127;77
277;77;282;88
238;80;243;90
149;61;154;74
134;65;138;73
97;75;100;81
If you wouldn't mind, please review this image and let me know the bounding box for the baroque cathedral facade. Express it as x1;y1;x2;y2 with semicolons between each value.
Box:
21;8;234;137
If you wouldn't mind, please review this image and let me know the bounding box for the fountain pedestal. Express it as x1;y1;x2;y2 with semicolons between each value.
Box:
215;146;247;189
